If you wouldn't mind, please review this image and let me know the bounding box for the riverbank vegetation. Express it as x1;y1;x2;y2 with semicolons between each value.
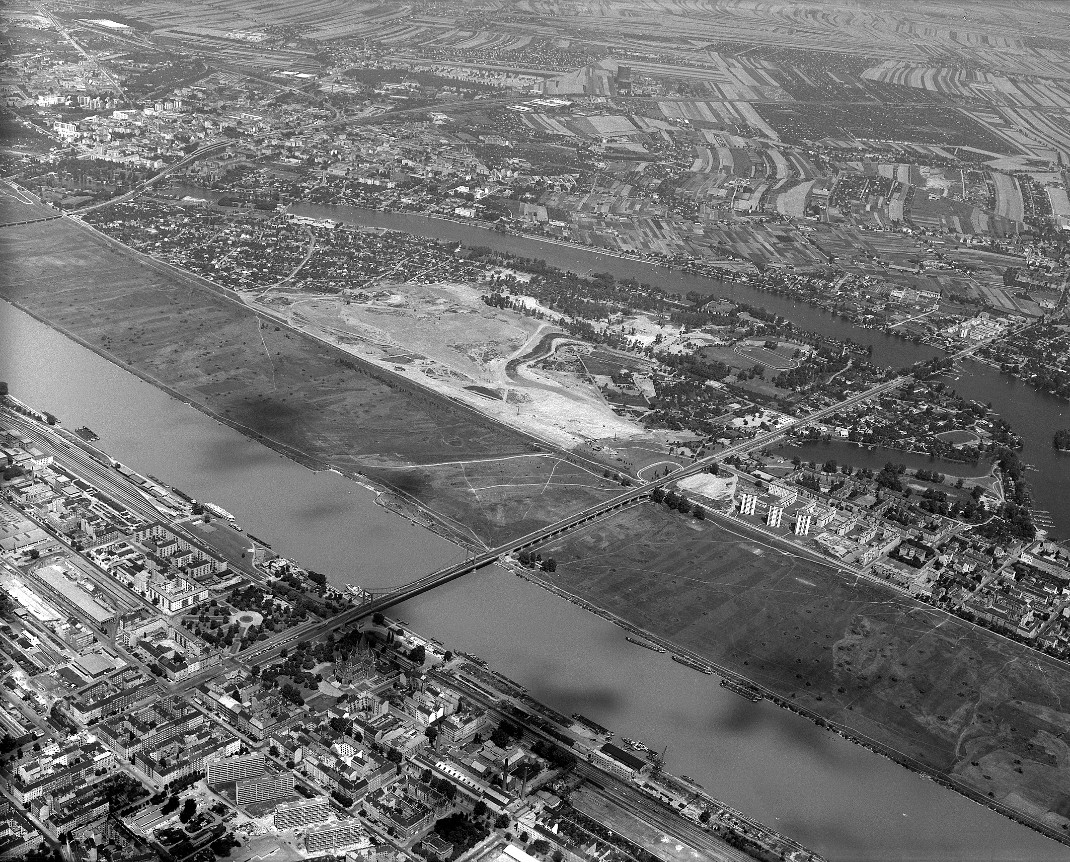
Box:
536;506;1070;841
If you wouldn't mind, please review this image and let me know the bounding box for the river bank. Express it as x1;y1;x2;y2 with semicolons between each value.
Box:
511;558;1070;851
4;301;1068;860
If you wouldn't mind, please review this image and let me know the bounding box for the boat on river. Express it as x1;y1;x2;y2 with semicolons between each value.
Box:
720;678;764;702
672;654;713;674
202;501;235;521
626;635;666;653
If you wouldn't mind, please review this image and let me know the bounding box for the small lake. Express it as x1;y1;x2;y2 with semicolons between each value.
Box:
776;439;994;478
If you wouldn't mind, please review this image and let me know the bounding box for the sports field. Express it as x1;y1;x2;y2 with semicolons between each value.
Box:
537;504;1070;837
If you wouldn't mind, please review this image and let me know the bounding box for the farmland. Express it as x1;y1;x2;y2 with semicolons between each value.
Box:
536;505;1070;840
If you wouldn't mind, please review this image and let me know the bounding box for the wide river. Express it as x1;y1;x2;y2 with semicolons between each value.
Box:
3;304;1067;859
170;187;1070;536
281;202;1068;537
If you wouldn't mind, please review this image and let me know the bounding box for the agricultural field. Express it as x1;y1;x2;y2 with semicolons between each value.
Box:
536;505;1070;839
85;0;385;38
756;103;1017;153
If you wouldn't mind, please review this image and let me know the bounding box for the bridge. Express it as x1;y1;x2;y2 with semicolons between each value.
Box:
174;366;940;692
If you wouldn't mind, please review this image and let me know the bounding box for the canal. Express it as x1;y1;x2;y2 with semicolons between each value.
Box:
3;299;1066;861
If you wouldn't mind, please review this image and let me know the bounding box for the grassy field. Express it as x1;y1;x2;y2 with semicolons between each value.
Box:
0;217;617;544
536;505;1070;839
364;455;625;547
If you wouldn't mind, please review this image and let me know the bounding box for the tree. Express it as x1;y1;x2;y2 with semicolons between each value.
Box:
651;487;665;503
494;813;510;830
179;798;197;823
408;644;426;665
692;504;705;520
518;550;531;565
472;800;488;819
161;794;179;815
280;683;304;706
543;558;557;573
372;612;385;626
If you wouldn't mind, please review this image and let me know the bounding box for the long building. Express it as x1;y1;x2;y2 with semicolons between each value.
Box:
206;753;266;785
273;796;330;831
305;819;368;853
235;772;295;806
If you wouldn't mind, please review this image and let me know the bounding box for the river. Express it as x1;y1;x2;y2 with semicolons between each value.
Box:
3;298;1067;860
269;200;1068;539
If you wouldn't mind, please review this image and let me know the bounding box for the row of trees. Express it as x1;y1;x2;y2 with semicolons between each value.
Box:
517;550;557;572
650;487;706;519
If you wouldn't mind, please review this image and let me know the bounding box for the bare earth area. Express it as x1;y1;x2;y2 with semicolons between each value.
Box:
536;505;1070;841
266;281;647;450
0;218;623;543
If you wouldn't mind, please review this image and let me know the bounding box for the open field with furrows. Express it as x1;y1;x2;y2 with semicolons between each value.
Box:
0;217;624;539
363;455;624;548
536;505;1070;840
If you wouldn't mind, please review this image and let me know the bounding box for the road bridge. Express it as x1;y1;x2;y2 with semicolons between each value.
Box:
172;367;940;692
6;321;1002;698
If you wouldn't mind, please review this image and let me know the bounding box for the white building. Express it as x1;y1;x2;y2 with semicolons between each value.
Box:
766;506;783;528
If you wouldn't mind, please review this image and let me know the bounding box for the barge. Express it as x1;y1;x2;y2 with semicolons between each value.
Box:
720;678;764;702
626;635;666;653
671;654;713;674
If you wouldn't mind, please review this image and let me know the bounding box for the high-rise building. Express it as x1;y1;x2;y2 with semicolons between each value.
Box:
305;819;368;853
274;796;330;831
766;505;783;528
206;753;266;785
794;512;813;536
739;492;759;516
235;772;295;806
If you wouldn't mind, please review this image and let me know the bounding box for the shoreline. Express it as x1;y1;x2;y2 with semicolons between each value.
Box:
5;218;1068;850
7;297;1069;852
1;293;481;553
511;563;1070;850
